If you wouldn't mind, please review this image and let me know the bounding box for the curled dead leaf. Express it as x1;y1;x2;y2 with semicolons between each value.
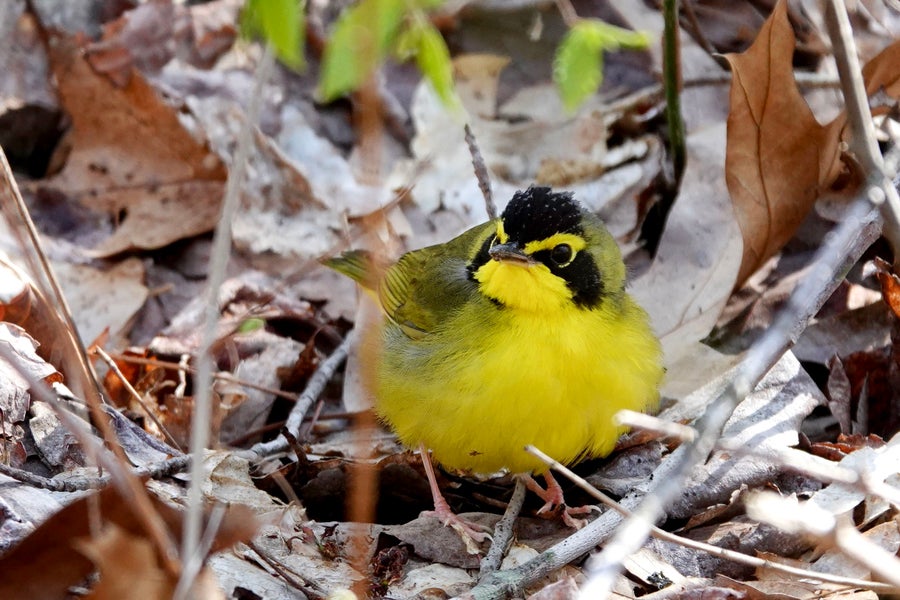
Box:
724;0;844;285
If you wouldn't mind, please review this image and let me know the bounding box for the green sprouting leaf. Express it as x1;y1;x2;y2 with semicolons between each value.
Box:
591;20;651;50
237;317;266;334
554;22;604;112
553;19;650;112
413;22;458;107
242;0;305;69
318;0;406;101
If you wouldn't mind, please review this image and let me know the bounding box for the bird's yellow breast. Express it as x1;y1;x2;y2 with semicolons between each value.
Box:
371;287;662;475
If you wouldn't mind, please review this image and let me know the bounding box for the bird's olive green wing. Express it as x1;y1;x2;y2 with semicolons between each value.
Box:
381;220;495;336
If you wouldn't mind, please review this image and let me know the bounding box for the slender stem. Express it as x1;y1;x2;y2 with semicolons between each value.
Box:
465;124;496;220
553;0;579;27
176;44;275;600
663;0;687;183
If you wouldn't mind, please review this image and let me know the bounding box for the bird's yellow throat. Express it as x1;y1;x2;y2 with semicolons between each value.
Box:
474;259;573;312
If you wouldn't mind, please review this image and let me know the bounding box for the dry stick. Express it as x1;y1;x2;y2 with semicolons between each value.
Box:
825;0;900;262
0;461;98;492
680;0;716;56
833;517;900;587
175;44;275;600
685;70;841;88
464;124;497;220
620;408;900;506
618;409;859;486
622;409;900;512
462;197;882;600
615;410;697;443
479;477;527;578
112;354;307;404
236;332;354;461
552;0;579;28
0;156;103;411
526;446;899;594
93;346;183;452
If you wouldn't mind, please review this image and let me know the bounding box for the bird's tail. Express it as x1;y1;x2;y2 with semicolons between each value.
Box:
322;250;380;291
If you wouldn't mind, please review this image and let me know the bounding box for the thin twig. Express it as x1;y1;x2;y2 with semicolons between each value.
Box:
464;124;497;220
0;150;103;410
824;0;900;265
479;477;527;577
111;354;309;404
93;346;183;451
553;0;579;28
527;446;899;594
679;0;716;55
615;409;696;442
684;70;841;88
177;44;276;599
833;518;900;587
237;332;354;461
0;462;98;492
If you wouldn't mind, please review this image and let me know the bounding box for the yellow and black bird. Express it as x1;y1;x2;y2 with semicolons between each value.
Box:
327;186;663;544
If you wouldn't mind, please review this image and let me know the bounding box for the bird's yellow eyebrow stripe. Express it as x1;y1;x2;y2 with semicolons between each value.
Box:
495;221;509;243
524;233;586;254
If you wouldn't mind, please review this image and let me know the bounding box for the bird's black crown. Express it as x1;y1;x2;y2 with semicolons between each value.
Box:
501;186;584;243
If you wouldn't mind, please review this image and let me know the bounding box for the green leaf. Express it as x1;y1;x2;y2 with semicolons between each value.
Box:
413;22;458;107
318;0;406;101
554;22;604;112
237;318;266;334
553;19;650;111
242;0;305;69
591;20;651;50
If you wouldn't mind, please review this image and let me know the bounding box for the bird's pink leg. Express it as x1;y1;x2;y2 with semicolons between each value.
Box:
418;445;492;552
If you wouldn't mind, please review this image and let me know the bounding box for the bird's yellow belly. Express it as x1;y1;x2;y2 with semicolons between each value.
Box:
374;301;662;475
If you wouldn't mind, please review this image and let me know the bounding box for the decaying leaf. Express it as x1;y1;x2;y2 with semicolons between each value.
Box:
868;256;900;318
40;34;226;255
0;322;60;426
0;484;257;599
862;39;900;103
74;524;178;600
724;0;843;285
54;257;148;347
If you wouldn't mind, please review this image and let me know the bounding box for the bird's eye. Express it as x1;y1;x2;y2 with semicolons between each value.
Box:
550;243;573;265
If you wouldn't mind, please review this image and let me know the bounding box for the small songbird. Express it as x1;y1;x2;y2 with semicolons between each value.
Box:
326;186;663;546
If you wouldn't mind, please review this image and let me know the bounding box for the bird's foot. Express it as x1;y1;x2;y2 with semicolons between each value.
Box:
557;503;599;529
522;472;599;529
423;500;493;554
418;445;492;554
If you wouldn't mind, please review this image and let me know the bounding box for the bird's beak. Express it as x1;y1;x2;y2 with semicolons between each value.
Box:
489;242;534;265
